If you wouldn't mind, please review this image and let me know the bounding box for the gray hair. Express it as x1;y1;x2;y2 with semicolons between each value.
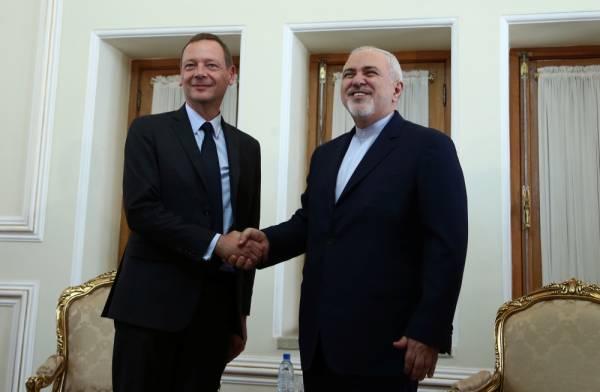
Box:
350;46;403;82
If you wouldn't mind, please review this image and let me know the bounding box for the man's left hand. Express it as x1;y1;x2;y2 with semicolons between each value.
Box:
227;316;248;362
392;336;439;381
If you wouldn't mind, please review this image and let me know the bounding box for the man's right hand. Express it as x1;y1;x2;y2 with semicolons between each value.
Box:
393;336;439;381
226;228;270;270
215;231;262;264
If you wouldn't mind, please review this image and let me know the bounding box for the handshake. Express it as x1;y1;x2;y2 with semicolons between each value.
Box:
214;228;270;270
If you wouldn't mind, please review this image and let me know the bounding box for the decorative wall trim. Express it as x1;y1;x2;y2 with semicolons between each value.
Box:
70;25;244;285
499;17;512;302
288;18;458;31
0;282;39;392
70;31;101;286
223;355;483;389
503;11;600;24
0;0;62;241
273;25;295;338
274;17;459;342
93;26;245;39
499;11;600;301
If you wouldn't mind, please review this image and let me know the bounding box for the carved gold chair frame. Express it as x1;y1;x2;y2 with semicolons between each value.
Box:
25;271;116;392
449;278;600;392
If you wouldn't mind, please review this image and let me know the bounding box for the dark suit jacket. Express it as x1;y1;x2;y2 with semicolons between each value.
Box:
103;105;260;333
262;112;467;376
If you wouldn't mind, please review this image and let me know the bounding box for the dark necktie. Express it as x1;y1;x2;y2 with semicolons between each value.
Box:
200;122;223;234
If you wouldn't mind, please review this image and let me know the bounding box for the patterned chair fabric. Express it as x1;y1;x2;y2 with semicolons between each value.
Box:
64;285;114;391
449;278;600;392
26;271;115;392
502;299;600;392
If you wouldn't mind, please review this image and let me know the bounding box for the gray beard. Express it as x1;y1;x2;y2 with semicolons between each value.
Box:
346;100;374;118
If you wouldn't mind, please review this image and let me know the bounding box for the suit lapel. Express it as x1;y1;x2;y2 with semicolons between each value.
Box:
170;105;209;191
336;112;405;204
222;119;240;217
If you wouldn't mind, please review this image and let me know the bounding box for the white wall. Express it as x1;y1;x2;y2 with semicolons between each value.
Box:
0;305;14;391
2;0;600;390
78;41;130;281
0;0;41;217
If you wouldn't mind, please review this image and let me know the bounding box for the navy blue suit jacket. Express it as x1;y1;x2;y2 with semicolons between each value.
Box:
262;112;467;376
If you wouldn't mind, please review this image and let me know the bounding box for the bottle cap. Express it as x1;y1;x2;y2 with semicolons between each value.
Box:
283;353;291;361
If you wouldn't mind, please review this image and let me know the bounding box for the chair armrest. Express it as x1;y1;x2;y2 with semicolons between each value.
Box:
448;370;501;392
25;354;65;392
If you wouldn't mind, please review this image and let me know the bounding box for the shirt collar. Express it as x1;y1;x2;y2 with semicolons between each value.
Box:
355;112;394;140
185;103;223;139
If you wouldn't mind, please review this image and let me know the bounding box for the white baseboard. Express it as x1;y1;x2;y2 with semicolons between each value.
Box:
223;355;485;389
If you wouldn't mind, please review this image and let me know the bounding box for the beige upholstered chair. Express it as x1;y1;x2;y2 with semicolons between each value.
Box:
449;278;600;392
26;271;116;392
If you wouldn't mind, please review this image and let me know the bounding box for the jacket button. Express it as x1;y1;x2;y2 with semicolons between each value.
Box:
203;210;210;216
327;238;334;245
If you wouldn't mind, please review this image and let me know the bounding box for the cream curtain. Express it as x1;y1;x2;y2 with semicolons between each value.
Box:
397;70;429;128
538;65;600;284
150;75;185;114
331;70;429;139
331;72;356;139
150;75;238;126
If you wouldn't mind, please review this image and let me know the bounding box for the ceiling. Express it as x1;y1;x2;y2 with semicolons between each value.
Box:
106;34;241;59
510;20;600;48
296;27;451;53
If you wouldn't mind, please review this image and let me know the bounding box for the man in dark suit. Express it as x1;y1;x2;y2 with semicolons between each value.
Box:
231;46;468;391
102;33;262;392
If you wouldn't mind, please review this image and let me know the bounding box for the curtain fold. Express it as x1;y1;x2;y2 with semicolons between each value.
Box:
331;70;429;139
331;73;356;139
537;65;600;284
150;75;185;114
397;70;429;128
150;75;238;126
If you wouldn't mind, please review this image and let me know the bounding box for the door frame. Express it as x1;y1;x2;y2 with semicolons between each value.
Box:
509;45;600;297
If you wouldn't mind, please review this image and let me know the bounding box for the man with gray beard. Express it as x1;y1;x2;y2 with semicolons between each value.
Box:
231;46;468;391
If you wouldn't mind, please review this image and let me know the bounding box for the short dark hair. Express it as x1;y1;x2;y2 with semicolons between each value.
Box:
180;33;233;67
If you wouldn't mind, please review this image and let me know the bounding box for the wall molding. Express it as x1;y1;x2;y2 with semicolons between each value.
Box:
0;282;39;392
503;11;600;24
93;26;245;39
275;16;459;342
288;18;458;31
499;17;512;303
0;0;62;241
223;355;484;389
70;25;244;285
499;11;600;301
272;25;295;338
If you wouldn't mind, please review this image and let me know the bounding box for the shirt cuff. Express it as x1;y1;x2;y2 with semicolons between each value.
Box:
203;233;220;261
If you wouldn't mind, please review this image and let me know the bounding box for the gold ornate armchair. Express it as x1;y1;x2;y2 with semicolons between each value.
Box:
450;278;600;392
26;271;116;392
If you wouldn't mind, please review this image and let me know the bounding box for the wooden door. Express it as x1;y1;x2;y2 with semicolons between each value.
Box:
510;46;600;296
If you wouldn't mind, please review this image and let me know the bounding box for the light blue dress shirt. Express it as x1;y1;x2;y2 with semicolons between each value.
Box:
185;104;232;262
335;112;394;202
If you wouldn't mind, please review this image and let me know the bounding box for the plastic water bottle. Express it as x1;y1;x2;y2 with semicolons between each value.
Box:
276;353;295;392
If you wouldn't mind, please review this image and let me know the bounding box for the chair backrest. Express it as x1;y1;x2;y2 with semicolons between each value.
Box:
495;279;600;392
55;271;115;392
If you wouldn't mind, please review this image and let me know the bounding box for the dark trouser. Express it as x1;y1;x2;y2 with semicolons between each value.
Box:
302;339;418;392
112;272;237;392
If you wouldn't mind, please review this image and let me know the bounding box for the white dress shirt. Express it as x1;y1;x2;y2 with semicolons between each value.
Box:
185;104;232;261
335;112;394;201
